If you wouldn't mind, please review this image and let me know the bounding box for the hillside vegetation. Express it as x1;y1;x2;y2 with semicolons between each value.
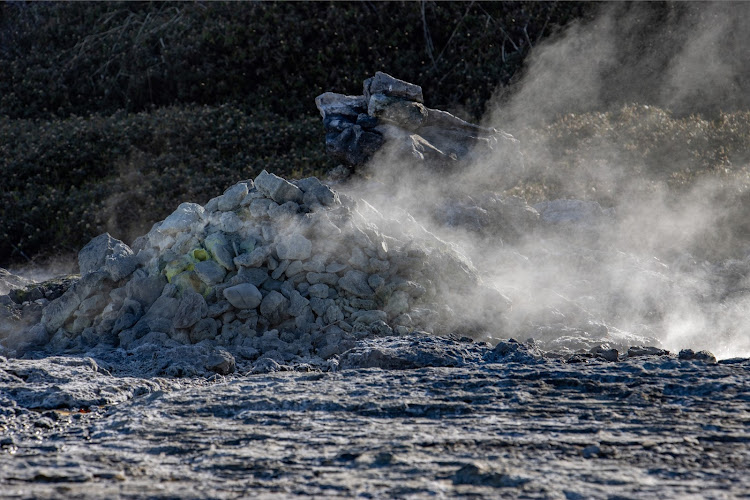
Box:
2;2;750;266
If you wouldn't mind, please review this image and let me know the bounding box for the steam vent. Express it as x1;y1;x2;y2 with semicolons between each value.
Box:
0;168;510;375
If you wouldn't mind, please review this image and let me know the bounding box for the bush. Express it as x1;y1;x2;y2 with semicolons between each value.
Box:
0;105;330;264
0;2;589;121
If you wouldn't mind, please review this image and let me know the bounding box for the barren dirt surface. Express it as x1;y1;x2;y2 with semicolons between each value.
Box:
1;340;748;499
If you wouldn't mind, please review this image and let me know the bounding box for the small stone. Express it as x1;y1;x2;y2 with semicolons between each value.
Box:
217;183;249;212
249;198;273;218
255;170;304;204
368;94;427;131
194;260;227;285
302;256;327;273
252;357;282;374
339;270;375;298
205;349;236;375
78;233;137;281
260;291;289;324
204;232;236;271
297;177;339;207
348;247;369;271
324;304;345;324
678;349;717;364
351;309;388;325
276;233;312;261
223;283;263;309
364;71;424;103
235;267;269;287
219;211;243;233
174;291;207;329
288;291;310;317
315;92;367;119
234;247;268;268
267;201;300;219
285;260;305;278
308;284;330;299
190;318;218;343
326;262;348;274
158;203;206;236
306;272;339;286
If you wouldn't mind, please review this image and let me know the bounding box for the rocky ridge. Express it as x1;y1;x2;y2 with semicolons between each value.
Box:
1;170;512;375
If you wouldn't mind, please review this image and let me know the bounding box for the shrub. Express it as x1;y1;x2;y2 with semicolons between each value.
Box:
0;105;330;264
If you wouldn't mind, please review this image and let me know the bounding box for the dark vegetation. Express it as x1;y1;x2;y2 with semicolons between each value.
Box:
2;1;749;266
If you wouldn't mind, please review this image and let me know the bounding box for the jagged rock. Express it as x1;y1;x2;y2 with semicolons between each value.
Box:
78;233;137;281
174;291;208;329
364;71;424;103
368;94;427;130
678;348;717;364
217;182;250;212
315;93;367;119
223;284;263;310
339;270;375;299
255;170;303;204
260;291;289;324
275;234;312;261
316;71;522;174
158;203;206;236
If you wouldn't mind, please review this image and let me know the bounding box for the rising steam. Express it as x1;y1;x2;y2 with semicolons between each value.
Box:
343;3;750;359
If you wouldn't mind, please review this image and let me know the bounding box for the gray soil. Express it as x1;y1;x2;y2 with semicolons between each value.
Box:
2;336;748;499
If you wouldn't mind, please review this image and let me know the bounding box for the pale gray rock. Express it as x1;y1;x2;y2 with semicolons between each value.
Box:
223;284;263;310
194;260;227;285
285;260;305;279
78;233;137;281
249;198;273;218
306;272;338;286
234;246;269;269
368;94;427;131
218;211;242;234
267;201;300;220
308;284;330;299
204;349;235;375
255;170;304;204
351;309;388;325
297;177;339;207
288;291;310;317
125;274;165;309
41;290;81;333
314;92;367;119
276;234;312;261
190;318;218;344
217;182;249;212
204;232;236;271
158;202;206;236
339;270;375;298
260;291;289;324
174;291;207;329
364;71;424;103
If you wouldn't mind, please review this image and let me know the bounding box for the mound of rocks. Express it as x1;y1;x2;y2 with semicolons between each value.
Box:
1;171;511;373
316;71;523;180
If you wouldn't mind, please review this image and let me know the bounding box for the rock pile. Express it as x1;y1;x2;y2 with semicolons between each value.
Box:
316;71;523;180
1;170;511;373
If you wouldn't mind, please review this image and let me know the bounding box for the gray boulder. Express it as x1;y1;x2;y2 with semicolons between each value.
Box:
78;233;137;281
255;170;303;204
276;233;312;261
217;182;250;212
364;71;424;103
223;283;263;310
